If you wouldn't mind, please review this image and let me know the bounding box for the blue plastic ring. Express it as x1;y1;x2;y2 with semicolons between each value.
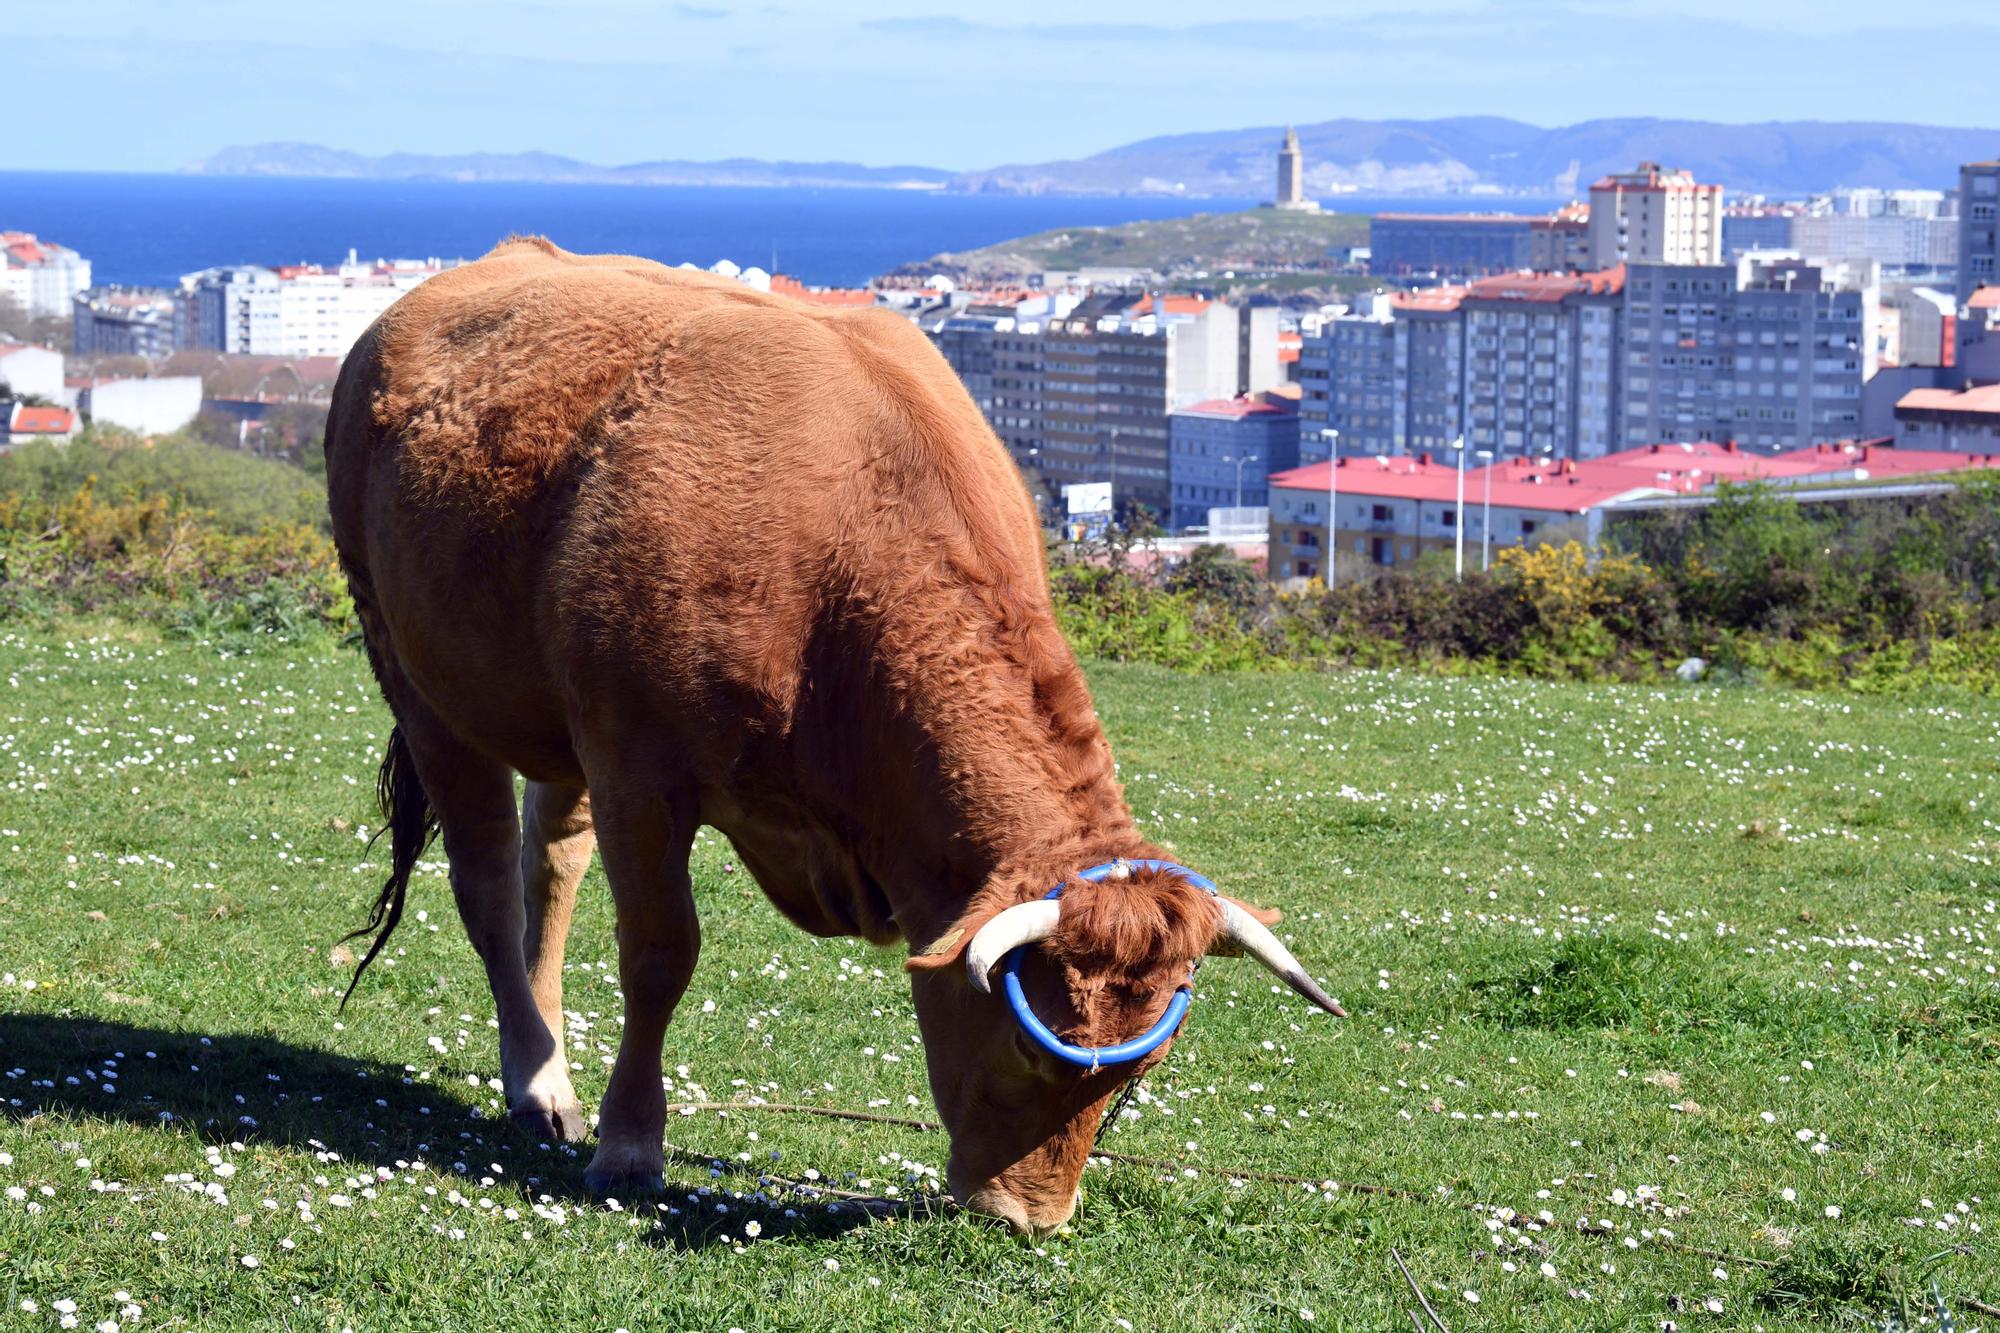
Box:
999;860;1215;1070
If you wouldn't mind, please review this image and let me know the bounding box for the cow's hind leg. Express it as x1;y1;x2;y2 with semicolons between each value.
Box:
519;780;594;1137
580;782;701;1196
398;713;587;1143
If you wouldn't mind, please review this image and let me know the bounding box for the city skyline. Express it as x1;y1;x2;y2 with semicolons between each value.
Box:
10;0;2000;174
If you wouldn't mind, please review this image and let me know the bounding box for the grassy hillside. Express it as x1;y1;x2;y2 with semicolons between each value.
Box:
0;618;1992;1329
900;207;1368;283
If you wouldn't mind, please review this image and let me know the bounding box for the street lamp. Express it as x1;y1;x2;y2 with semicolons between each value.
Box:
1477;449;1495;572
1220;453;1247;509
1449;435;1467;581
1318;427;1340;587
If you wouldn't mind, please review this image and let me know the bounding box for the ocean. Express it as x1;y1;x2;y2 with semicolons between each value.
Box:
0;173;1570;291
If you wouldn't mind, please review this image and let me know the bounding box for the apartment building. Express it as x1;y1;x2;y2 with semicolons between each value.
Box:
1588;163;1724;268
0;233;91;318
1368;214;1537;278
1895;383;2000;453
1620;255;1875;453
178;252;454;358
1459;267;1625;461
1167;391;1299;531
1960;161;2000;305
73;287;178;359
1038;296;1243;516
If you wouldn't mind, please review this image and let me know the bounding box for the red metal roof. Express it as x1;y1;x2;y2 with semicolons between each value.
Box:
1270;453;1636;513
1176;393;1298;420
1780;440;2000;475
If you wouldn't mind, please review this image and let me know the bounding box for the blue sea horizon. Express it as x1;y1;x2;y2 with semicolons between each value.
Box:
1;170;1570;290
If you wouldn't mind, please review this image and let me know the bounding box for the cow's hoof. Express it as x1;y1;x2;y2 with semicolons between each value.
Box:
583;1165;665;1197
511;1094;590;1145
583;1141;665;1197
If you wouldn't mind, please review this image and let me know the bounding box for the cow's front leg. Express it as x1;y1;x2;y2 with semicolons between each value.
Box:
581;784;700;1196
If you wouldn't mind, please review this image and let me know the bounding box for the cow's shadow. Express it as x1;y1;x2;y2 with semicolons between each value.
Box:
0;1011;940;1250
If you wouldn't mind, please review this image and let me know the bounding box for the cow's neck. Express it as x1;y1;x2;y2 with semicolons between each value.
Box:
874;637;1154;949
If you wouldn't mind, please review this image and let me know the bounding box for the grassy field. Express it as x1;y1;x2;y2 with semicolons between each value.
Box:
0;619;1994;1332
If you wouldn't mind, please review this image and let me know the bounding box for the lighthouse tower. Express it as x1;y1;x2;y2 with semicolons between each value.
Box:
1272;126;1319;213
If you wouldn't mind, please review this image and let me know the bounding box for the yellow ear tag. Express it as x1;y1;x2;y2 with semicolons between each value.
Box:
924;926;965;957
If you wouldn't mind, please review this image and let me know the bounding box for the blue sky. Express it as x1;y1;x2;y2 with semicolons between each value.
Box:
11;0;1998;172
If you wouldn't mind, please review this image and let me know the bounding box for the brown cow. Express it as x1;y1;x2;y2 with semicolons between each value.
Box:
324;239;1342;1237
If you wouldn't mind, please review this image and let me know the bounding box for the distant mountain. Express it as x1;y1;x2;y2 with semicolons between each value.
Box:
954;117;2000;198
183;142;955;190
188;117;2000;198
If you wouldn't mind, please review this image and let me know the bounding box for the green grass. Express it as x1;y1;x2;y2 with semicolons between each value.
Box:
907;207;1369;283
1;618;1995;1331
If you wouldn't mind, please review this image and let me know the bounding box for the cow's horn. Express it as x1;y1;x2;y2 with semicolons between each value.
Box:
1211;899;1348;1017
965;900;1062;993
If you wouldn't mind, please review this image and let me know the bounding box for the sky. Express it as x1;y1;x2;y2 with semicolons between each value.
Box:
10;0;2000;173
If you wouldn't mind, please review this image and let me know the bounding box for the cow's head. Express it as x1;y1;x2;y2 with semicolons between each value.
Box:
906;862;1342;1237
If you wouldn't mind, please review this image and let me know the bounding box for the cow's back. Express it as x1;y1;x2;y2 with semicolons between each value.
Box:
326;236;1049;788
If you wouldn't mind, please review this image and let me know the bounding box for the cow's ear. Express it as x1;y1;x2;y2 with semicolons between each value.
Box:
1225;896;1282;927
905;916;976;972
1205;896;1281;958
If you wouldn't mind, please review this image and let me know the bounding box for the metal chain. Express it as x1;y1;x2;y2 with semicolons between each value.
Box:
1092;957;1202;1148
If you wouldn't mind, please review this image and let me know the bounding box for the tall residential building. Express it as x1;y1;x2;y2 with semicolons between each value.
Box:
1300;269;1622;467
1959;161;2000;305
1723;205;1806;258
1529;203;1591;273
1621;254;1875;453
1588;163;1723;268
1167;392;1300;531
73;287;178;359
930;309;1048;481
1890;287;1958;369
1459;267;1626;461
1038;295;1244;517
1368;215;1537;278
1791;213;1957;275
1299;293;1397;460
0;233;92;319
178;252;454;358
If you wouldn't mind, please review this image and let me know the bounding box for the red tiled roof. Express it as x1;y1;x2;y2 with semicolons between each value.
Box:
1896;383;2000;418
1465;264;1624;303
1391;286;1467;312
1968;287;2000;311
1127;294;1210;317
10;405;75;434
769;274;877;308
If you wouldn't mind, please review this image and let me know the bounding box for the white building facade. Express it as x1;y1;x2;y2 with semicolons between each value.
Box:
1;233;92;318
178;253;454;358
1588;163;1724;269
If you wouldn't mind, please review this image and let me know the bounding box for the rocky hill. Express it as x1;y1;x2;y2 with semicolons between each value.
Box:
893;208;1368;284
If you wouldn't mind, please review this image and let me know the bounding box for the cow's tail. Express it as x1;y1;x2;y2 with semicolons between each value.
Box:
340;724;438;1008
